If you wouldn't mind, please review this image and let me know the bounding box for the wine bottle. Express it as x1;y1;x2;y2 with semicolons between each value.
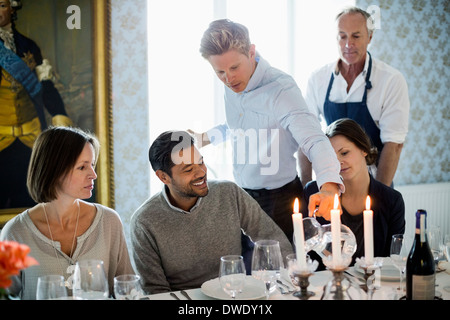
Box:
406;209;435;300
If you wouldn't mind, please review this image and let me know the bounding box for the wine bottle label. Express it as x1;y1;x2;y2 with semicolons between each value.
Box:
412;274;435;300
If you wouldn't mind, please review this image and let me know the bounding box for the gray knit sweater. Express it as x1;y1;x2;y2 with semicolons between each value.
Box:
130;180;293;294
0;203;135;299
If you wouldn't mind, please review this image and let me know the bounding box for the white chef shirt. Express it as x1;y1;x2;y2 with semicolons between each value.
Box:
305;53;409;144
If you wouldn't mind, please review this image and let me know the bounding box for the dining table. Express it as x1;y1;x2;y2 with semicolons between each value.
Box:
147;258;450;301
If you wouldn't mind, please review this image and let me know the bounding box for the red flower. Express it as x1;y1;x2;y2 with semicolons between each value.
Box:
0;241;39;289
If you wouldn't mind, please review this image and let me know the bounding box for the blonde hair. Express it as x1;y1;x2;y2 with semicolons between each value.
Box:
200;19;251;59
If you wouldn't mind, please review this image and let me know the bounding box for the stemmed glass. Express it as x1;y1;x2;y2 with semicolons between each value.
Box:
444;234;450;262
251;240;283;300
73;259;109;300
114;274;144;300
444;234;450;293
390;234;409;296
36;275;68;300
219;255;246;299
428;225;443;262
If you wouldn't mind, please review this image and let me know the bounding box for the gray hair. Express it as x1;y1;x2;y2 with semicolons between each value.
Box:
336;6;375;36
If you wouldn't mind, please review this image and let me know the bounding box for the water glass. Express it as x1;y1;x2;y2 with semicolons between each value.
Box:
428;225;443;262
114;274;144;300
36;275;68;300
251;240;283;299
73;259;109;300
444;234;450;262
390;234;409;296
219;255;246;299
444;234;450;293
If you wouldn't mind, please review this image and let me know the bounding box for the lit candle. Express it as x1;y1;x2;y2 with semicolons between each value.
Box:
331;194;341;267
292;198;307;269
363;196;374;265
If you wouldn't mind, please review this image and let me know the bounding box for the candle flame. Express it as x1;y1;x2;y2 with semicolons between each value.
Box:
293;198;299;214
333;194;339;209
365;196;371;210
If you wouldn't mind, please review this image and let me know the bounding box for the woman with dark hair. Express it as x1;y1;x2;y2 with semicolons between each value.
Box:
304;118;405;265
0;126;134;299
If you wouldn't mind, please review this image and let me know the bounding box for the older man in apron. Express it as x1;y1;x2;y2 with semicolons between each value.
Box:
301;7;409;188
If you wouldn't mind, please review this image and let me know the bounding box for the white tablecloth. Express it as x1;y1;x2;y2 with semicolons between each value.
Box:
148;264;450;301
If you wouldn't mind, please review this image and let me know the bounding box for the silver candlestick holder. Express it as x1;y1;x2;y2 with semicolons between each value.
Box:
321;266;363;300
355;257;383;300
286;254;319;300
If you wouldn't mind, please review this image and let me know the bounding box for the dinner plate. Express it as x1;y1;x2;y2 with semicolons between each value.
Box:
354;257;401;281
201;276;266;300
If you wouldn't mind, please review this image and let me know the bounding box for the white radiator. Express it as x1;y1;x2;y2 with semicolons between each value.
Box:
395;182;450;238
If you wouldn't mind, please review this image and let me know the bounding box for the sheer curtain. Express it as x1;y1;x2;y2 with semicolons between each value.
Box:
147;0;355;196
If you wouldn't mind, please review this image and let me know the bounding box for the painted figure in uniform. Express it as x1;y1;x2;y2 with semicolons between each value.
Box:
0;0;72;208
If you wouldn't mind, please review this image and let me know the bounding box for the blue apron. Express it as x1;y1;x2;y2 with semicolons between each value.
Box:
323;52;382;155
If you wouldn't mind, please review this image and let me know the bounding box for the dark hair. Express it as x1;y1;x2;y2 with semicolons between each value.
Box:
27;126;100;203
148;130;195;176
200;19;251;59
325;118;378;165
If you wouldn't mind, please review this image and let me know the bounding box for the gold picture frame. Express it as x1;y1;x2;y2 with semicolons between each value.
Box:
0;0;113;227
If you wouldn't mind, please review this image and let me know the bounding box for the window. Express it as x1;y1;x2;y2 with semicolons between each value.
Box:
147;0;355;196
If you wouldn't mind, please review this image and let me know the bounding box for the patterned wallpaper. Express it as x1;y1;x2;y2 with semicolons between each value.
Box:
111;0;150;232
356;0;449;185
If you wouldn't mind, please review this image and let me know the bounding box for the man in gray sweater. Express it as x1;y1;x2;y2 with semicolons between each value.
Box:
130;130;293;294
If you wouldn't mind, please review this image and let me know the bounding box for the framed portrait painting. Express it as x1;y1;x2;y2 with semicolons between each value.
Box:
0;0;113;227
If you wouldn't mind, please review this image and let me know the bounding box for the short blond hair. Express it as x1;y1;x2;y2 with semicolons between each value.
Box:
200;19;251;59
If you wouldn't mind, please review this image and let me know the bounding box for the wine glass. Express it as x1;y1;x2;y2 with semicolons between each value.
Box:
114;274;144;300
390;234;409;296
428;225;443;262
444;234;450;261
251;240;283;299
219;255;246;299
444;234;450;293
36;275;68;300
73;259;109;300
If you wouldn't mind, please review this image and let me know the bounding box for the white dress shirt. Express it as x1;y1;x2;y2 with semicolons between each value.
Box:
206;55;342;191
305;53;409;144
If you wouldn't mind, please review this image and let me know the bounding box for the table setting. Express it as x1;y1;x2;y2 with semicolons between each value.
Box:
148;195;450;301
148;256;450;301
7;195;448;302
